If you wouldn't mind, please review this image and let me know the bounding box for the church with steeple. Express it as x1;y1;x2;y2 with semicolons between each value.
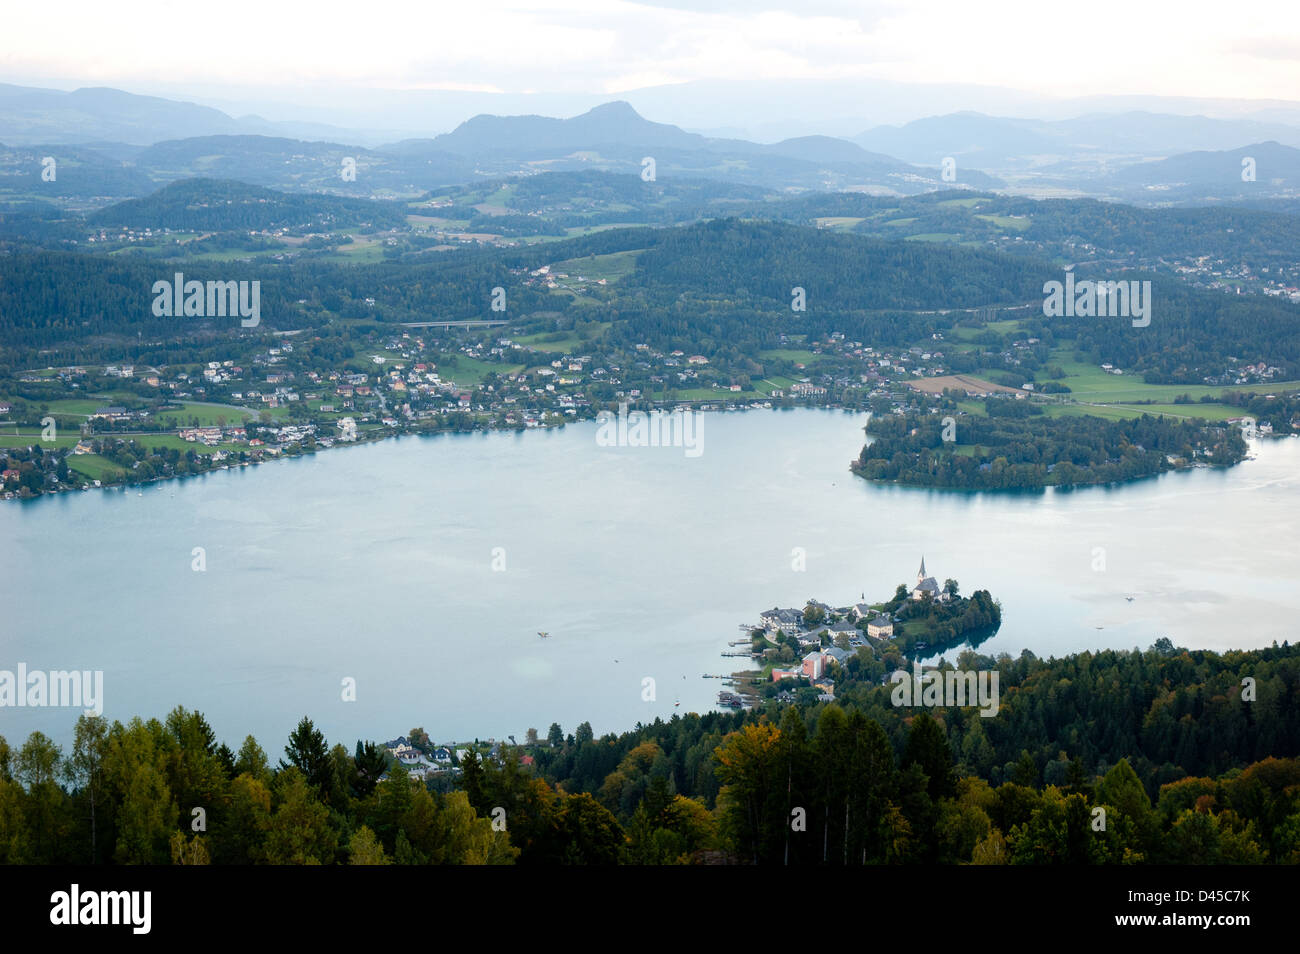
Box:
910;556;945;601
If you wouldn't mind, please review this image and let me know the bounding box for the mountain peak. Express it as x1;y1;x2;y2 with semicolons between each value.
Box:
584;100;643;120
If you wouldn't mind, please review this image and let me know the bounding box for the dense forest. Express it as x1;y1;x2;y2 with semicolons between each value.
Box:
617;218;1049;311
0;243;555;348
3;640;1297;865
854;405;1248;489
0;218;1047;354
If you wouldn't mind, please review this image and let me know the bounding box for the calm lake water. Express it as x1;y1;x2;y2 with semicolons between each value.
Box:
3;409;1298;751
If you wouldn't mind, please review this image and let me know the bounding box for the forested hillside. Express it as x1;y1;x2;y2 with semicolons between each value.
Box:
5;213;1297;385
87;178;409;231
3;641;1297;865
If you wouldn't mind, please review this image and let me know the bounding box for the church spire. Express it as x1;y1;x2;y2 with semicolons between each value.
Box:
918;555;926;582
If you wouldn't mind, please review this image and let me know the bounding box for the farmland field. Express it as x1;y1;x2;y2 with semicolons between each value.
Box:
910;374;1021;396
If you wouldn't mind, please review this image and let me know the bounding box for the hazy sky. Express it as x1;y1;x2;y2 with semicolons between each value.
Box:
3;0;1298;103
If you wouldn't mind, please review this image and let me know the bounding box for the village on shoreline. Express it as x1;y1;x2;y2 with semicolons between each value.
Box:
362;558;1001;782
720;558;1002;710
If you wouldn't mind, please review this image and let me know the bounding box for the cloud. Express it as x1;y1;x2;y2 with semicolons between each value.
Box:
1232;37;1300;62
1;0;1297;103
625;0;901;29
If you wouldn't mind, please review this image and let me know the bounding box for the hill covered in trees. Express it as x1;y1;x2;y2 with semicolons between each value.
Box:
6;206;1296;386
0;218;1050;351
87;178;409;232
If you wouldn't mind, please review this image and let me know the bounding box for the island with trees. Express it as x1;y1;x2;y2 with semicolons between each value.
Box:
853;403;1248;491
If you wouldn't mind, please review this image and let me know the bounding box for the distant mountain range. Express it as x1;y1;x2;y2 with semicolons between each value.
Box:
0;83;366;147
388;101;997;192
1107;140;1300;199
0;99;999;201
856;110;1300;169
1;83;1297;206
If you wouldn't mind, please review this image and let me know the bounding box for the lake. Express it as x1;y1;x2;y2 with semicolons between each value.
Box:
2;408;1297;752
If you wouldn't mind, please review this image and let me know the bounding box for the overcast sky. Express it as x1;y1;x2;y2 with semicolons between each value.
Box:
3;0;1298;105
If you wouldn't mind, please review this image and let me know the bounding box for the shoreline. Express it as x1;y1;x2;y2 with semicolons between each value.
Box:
7;407;1286;503
1;400;862;502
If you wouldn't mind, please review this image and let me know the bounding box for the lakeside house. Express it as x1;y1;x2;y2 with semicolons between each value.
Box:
179;426;224;444
827;620;858;641
760;607;804;634
867;616;894;638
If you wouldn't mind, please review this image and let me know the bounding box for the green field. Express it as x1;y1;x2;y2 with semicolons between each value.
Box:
1039;403;1171;422
814;217;866;229
933;340;1295;423
974;213;1030;231
553;249;643;282
545;223;643;241
957;394;1251;425
39;396;140;417
947;319;1024;340
760;349;820;365
757;376;799;395
514;333;581;354
138;435;245;453
66;454;125;481
514;324;610;354
153;402;287;426
0;428;79;449
1110;403;1243;421
1;426;245;455
437;357;525;387
313;241;388;263
647;387;736;402
1041;402;1244;423
1048;351;1300;404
